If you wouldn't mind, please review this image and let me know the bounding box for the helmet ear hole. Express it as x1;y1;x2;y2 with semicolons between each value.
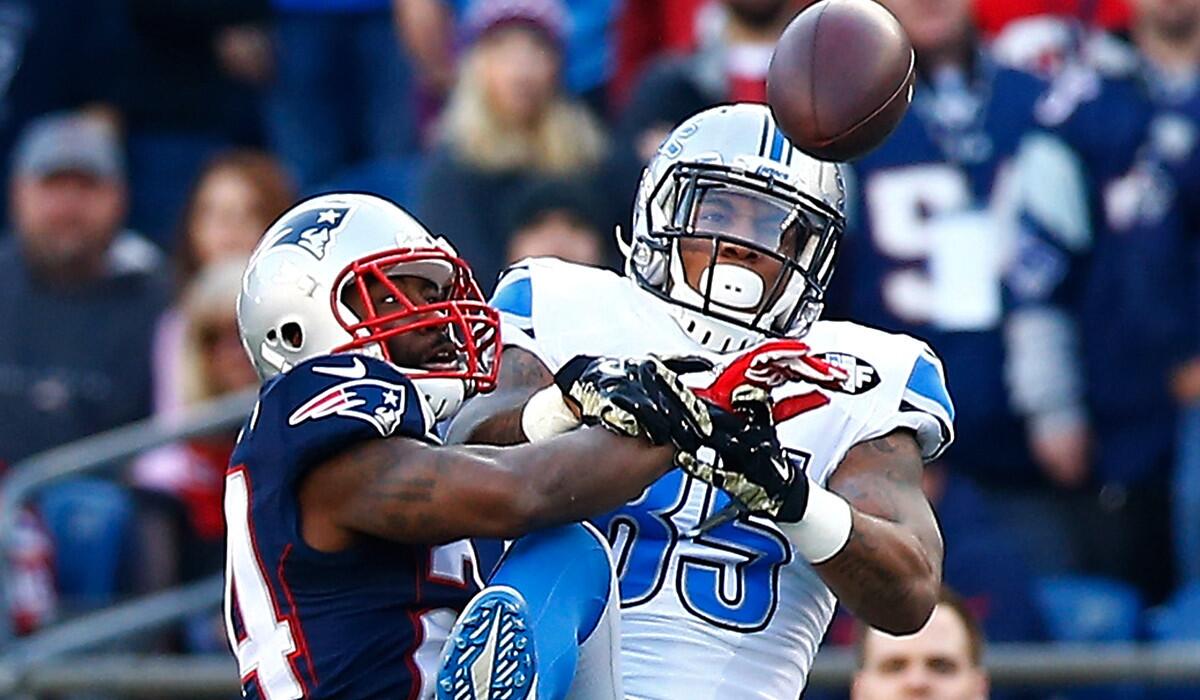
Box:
280;322;304;351
265;328;278;344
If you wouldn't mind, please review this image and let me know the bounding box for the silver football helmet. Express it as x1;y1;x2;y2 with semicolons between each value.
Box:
621;103;846;353
238;193;500;420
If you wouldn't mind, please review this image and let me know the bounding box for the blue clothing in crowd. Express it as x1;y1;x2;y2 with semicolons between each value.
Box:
0;235;168;465
1044;55;1200;487
837;59;1052;486
270;0;390;12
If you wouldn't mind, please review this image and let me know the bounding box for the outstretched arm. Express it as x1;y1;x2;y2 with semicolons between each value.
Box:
300;427;674;547
446;346;554;446
814;429;943;635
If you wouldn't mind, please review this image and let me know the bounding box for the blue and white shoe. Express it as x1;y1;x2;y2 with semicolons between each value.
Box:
437;585;538;700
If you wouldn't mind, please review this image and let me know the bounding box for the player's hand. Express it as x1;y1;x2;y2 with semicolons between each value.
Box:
691;386;810;522
1030;417;1090;489
554;354;714;452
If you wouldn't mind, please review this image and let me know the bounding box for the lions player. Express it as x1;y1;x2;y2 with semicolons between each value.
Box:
447;103;953;698
225;192;767;699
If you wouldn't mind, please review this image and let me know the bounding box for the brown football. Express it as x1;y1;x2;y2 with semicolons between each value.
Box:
766;0;915;161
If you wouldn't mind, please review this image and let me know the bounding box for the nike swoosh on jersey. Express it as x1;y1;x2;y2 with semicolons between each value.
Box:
312;357;367;379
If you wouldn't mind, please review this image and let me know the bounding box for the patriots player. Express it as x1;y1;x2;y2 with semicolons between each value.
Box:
444;103;954;699
224;192;765;699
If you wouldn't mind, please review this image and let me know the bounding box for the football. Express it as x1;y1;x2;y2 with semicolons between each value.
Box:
766;0;916;161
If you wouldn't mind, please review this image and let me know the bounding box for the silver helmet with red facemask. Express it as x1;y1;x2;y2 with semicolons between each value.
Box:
622;104;846;353
237;193;500;420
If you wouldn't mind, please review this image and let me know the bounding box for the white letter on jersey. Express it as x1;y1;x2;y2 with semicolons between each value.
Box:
224;470;304;700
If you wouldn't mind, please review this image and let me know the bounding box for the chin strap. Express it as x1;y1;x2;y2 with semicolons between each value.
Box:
668;304;762;353
408;375;468;423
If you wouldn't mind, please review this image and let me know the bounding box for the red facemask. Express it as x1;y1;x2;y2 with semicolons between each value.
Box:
330;248;502;393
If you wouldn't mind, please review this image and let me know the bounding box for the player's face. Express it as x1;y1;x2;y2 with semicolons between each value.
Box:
677;188;797;311
477;26;560;128
199;316;259;395
880;0;973;57
343;274;459;370
852;605;988;700
189;169;268;267
1134;0;1200;41
13;171;126;273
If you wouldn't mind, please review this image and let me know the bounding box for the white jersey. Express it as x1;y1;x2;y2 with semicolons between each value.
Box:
491;258;954;700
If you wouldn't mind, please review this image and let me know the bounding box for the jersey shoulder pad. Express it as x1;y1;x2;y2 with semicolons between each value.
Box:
253;353;437;477
809;321;955;460
491;258;627;353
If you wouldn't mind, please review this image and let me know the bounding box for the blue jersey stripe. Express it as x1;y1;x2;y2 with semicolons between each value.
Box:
491;275;532;318
906;355;955;422
769;126;786;162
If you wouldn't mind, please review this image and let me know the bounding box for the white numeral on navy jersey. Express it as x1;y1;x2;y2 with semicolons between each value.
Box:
224;469;304;700
429;539;483;588
866;164;1012;331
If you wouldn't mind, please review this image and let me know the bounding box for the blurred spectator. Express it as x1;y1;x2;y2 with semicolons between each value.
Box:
118;0;273;247
0;112;168;465
610;0;712;108
398;0;459;101
0;113;165;617
1033;0;1200;601
6;508;56;635
923;464;1047;647
417;0;607;290
831;0;1094;579
609;0;799;224
852;587;990;700
267;0;418;190
132;260;256;612
976;0;1131;38
401;0;622;115
504;178;608;266
1129;0;1200;598
0;0;124;226
153;150;295;418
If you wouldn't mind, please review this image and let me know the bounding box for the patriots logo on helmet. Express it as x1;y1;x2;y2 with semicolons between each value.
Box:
270;205;352;259
288;378;408;437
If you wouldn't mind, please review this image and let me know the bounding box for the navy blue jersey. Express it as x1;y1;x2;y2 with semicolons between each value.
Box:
223;353;491;700
834;59;1050;482
1047;61;1200;484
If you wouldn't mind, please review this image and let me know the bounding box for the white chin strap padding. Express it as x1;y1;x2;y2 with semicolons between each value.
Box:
700;263;765;310
409;376;467;423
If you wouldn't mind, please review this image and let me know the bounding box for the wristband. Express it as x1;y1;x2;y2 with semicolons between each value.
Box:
779;480;853;564
521;384;581;442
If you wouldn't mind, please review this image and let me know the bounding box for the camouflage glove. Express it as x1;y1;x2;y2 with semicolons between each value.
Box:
669;339;847;523
697;386;810;522
554;354;714;453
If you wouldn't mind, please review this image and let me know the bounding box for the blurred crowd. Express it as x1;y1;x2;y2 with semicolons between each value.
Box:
0;0;1197;692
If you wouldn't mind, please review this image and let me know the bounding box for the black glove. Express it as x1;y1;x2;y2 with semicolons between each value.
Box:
554;354;714;452
699;386;810;522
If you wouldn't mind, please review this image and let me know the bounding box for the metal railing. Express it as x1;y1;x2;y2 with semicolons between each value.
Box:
0;644;1196;696
0;387;257;643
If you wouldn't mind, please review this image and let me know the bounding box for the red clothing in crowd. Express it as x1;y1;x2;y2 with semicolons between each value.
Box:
974;0;1131;35
611;0;710;109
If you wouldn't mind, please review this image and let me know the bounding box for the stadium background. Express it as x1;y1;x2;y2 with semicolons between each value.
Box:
0;0;1196;697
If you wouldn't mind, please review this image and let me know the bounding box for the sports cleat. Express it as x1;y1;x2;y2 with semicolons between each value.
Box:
436;585;538;700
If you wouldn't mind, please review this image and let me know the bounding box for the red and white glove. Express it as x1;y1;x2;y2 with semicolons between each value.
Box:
694;339;847;417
